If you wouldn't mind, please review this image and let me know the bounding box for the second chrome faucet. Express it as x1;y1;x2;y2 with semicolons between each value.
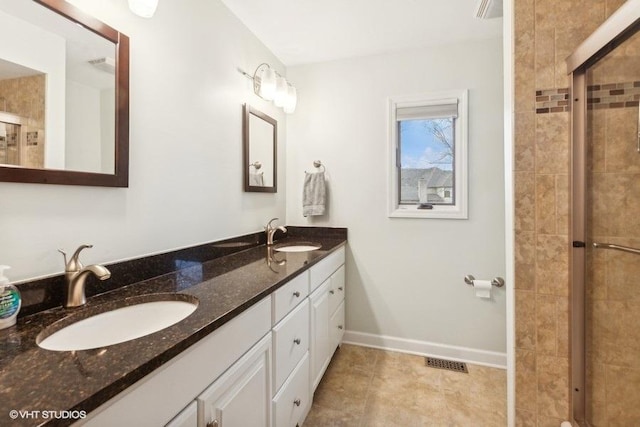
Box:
265;218;287;245
59;244;111;308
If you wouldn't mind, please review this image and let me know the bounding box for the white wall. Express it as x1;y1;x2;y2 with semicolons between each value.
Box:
65;80;102;172
286;38;506;358
65;82;116;174
0;0;287;281
100;88;115;173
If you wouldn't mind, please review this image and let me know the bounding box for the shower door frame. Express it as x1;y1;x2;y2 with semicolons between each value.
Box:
570;67;586;424
567;1;640;424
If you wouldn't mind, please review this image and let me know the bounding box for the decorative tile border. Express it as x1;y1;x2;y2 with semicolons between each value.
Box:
587;81;640;110
535;88;570;114
535;81;640;114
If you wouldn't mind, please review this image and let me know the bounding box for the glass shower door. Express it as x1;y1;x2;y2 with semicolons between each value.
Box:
583;27;640;427
0;123;6;164
0;122;20;166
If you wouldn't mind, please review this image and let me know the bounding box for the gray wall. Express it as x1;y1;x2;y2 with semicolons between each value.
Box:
286;37;507;360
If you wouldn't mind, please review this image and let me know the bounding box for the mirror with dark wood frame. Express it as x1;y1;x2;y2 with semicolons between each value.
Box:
243;104;277;193
0;0;129;187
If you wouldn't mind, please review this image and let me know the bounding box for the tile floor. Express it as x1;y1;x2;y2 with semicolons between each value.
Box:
303;344;507;427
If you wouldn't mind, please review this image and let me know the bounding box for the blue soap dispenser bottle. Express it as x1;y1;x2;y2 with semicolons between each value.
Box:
0;266;21;329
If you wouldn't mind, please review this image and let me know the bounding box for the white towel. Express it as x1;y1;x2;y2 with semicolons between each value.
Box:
249;172;264;186
303;171;326;216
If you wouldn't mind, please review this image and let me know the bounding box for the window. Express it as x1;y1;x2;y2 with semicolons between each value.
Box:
388;90;468;219
398;116;455;206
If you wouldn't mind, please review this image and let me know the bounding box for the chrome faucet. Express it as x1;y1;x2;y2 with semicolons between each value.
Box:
58;244;111;308
265;218;287;246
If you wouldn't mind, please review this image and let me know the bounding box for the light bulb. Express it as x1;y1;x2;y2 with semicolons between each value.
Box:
283;85;297;114
259;67;276;101
128;0;159;18
274;76;288;107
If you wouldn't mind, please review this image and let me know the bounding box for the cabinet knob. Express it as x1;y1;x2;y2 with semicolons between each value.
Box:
294;398;301;407
329;290;335;295
293;338;301;345
338;287;343;291
338;325;343;330
293;291;301;298
206;420;219;427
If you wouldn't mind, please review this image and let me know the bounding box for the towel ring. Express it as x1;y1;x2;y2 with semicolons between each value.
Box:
306;160;325;173
249;161;262;170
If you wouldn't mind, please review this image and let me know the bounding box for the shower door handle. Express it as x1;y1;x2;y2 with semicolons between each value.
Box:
592;242;640;255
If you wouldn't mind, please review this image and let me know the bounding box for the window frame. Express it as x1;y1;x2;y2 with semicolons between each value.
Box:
387;90;468;219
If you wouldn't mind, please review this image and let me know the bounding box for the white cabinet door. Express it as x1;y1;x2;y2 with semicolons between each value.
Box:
327;265;345;315
198;334;272;427
329;300;345;351
309;280;331;393
166;401;197;427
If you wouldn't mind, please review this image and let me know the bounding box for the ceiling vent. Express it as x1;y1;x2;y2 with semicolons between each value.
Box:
88;57;115;74
475;0;503;19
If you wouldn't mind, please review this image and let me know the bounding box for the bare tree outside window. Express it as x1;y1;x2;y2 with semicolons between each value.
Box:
422;119;454;165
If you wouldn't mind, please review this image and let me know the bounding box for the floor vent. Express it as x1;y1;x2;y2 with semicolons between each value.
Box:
425;357;468;373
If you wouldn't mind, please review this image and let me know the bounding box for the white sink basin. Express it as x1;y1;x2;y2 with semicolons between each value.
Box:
37;298;198;352
273;242;322;252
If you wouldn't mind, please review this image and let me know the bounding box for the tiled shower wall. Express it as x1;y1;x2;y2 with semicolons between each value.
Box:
513;0;626;425
0;74;46;168
0;75;46;125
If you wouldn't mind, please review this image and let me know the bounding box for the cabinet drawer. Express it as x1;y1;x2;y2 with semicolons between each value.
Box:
330;300;345;352
328;265;345;315
273;299;309;393
309;246;345;292
272;271;309;326
273;353;310;427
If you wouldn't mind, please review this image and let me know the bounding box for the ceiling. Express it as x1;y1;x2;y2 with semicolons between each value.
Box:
220;0;503;66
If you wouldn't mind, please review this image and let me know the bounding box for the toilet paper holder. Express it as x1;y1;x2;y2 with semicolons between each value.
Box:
464;275;505;288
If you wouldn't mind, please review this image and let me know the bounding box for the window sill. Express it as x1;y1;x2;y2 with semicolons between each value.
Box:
389;205;468;219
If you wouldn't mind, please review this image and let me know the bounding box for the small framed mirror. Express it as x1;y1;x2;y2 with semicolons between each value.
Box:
243;104;277;193
0;0;129;187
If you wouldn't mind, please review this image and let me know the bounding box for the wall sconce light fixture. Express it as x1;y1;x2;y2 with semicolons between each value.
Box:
239;63;297;114
128;0;159;18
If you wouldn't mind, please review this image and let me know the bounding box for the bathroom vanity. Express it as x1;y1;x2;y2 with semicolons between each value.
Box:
0;229;346;427
88;246;345;427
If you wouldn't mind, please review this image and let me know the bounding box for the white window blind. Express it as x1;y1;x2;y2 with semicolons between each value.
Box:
395;99;459;121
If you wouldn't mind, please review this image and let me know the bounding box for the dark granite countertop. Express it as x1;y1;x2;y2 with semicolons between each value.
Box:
0;233;346;426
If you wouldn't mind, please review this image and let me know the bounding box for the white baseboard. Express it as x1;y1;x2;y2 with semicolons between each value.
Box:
342;330;507;369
